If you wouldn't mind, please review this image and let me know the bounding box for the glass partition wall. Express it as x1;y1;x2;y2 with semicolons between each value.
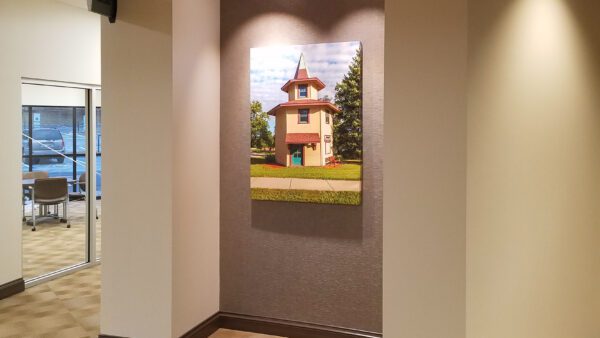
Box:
95;89;102;260
21;81;101;284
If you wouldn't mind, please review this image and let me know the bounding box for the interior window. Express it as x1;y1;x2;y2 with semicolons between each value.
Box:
299;109;309;123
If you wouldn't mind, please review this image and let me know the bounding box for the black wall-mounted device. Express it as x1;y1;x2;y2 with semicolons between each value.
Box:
87;0;117;23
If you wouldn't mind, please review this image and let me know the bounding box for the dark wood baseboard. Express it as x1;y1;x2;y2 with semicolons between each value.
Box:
180;312;221;338
0;278;24;301
182;312;382;338
98;334;128;338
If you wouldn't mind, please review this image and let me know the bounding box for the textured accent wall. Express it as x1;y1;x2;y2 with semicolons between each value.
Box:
220;0;384;332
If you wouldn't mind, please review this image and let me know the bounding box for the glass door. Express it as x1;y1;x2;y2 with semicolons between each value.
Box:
21;81;100;283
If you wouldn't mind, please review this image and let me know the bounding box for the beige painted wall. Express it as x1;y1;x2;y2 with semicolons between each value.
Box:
383;0;467;337
467;1;600;337
101;0;221;336
172;0;221;336
0;0;100;286
100;0;173;337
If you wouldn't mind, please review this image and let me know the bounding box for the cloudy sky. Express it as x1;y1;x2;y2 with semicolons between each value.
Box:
250;41;361;132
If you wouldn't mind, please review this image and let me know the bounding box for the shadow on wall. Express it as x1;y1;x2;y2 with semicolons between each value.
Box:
109;0;171;34
567;1;600;83
251;200;363;240
221;0;384;40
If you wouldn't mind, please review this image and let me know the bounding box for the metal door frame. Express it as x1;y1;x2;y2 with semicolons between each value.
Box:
22;78;101;287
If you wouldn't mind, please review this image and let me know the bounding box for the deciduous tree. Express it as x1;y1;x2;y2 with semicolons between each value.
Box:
250;101;274;149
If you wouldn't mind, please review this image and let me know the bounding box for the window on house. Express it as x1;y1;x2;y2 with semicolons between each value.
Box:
298;109;309;124
298;84;308;98
325;113;330;124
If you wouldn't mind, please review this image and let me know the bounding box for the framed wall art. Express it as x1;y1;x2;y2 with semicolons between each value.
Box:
250;41;363;205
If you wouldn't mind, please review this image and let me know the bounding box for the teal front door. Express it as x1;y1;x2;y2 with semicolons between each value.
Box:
291;145;303;166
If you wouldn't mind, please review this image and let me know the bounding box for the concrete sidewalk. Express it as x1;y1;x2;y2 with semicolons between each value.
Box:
251;177;361;192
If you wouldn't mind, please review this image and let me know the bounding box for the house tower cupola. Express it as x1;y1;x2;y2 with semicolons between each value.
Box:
281;54;326;97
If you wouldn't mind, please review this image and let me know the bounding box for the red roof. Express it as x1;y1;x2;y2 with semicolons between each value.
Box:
267;100;341;116
285;133;321;144
294;54;311;79
295;68;309;80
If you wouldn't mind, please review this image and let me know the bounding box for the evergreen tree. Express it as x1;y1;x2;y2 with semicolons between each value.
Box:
333;46;362;160
250;100;274;149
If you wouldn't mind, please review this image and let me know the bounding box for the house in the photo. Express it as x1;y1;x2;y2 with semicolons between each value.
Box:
268;54;341;167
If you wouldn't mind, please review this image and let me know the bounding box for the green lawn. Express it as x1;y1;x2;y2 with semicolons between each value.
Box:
250;163;362;180
252;188;361;205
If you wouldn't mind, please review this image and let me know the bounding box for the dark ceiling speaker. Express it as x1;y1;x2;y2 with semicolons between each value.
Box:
87;0;117;23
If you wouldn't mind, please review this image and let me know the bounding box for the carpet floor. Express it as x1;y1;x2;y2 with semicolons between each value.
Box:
0;266;101;338
7;201;280;338
22;201;102;280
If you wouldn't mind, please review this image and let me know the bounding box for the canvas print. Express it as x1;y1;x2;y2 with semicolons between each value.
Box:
250;41;362;205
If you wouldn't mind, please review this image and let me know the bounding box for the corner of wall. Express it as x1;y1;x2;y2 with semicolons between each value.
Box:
384;0;467;337
172;0;221;336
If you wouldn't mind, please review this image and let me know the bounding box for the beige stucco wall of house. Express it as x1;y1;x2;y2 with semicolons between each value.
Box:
309;85;319;100
283;107;327;166
303;143;322;166
285;107;322;133
274;106;331;167
275;112;288;166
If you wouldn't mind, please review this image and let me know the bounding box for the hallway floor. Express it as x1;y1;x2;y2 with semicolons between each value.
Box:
0;266;100;338
0;265;282;338
22;200;102;280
